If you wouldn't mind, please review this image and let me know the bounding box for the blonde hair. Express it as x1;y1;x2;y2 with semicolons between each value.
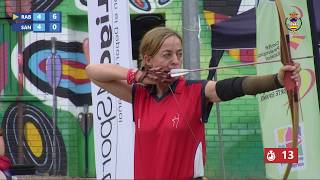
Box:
139;27;182;68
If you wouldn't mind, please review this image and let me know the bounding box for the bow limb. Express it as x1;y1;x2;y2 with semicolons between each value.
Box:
275;0;300;180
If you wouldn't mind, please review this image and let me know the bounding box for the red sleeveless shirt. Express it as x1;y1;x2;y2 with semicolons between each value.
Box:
132;78;211;179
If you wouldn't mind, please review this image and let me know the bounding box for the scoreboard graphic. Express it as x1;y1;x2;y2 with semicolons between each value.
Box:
12;12;62;33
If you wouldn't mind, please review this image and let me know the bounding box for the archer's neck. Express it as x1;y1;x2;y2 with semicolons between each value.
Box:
156;84;169;98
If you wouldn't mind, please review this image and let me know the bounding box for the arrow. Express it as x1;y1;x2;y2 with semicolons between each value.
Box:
169;56;313;77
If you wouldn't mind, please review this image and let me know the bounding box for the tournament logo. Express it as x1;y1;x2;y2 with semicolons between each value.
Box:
284;6;306;50
285;6;303;32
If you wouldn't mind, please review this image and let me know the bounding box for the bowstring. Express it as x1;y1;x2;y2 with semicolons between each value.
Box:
168;84;199;144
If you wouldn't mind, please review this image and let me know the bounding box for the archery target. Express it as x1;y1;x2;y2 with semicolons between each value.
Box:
11;28;91;116
2;103;67;175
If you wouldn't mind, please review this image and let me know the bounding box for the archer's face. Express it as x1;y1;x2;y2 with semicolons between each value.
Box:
146;36;183;70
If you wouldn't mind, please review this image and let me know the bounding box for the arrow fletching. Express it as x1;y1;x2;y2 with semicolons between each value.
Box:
169;69;190;77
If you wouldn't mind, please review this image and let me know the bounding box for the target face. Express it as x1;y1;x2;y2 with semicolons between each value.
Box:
2;103;67;175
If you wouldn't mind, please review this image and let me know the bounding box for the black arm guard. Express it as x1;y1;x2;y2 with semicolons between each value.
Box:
216;74;283;101
215;77;245;101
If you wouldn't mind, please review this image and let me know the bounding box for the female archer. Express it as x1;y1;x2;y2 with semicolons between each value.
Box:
84;27;301;179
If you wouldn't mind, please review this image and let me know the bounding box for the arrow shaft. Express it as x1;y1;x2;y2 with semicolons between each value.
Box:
174;56;312;75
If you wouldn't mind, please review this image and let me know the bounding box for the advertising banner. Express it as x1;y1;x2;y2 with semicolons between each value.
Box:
257;0;320;178
87;1;134;179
